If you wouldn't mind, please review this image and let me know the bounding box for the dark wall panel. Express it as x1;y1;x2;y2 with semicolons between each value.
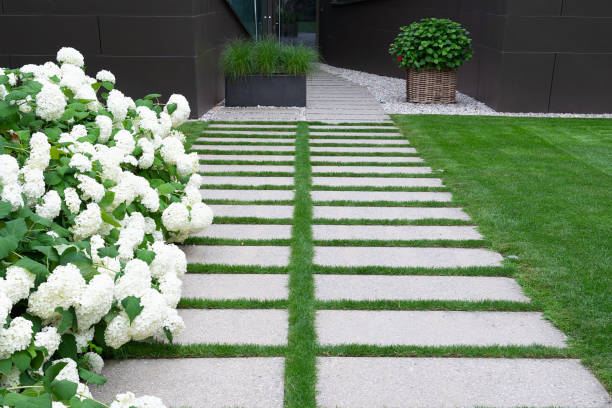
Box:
0;0;247;117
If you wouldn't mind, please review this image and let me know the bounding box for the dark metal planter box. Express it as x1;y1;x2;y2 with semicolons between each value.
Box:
225;75;306;107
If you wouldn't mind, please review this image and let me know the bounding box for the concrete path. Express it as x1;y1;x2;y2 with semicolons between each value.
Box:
201;69;391;123
95;123;611;408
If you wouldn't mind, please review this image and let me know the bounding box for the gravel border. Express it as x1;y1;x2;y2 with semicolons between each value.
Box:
318;63;612;118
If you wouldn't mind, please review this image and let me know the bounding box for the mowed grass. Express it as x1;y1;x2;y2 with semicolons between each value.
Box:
392;114;612;392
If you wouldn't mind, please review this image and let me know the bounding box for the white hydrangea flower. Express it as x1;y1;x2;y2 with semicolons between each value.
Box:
52;358;80;383
158;274;182;308
26;132;51;170
189;202;214;234
21;166;46;205
74;327;94;351
7;73;18;87
98;256;121;279
71;203;103;240
161;307;185;339
35;190;61;220
167;130;186;144
69;153;92;172
176;152;199;178
83;352;104;374
141;187;160;212
75;174;105;202
1;266;36;304
40;61;62;80
164;94;190;127
116;213;145;261
114;259;151;302
0;366;20;388
95;115;113;143
128;289;167;341
159;137;184;165
75;274;114;331
114;129;135;155
94;145;124;183
34;326;61;358
96;69;116;84
64;187;82;214
0;292;11;324
59;63;87;93
135;106;161;138
181;185;202;207
0;84;7;100
18;95;33;113
1;183;23;210
159;112;172;138
27;263;86;320
57;47;85;67
107;89;129;122
161;203;189;232
111;392;166;408
0;154;19;185
0;317;33;359
137;138;154;169
104;311;131;349
149;242;187;279
74;83;99;111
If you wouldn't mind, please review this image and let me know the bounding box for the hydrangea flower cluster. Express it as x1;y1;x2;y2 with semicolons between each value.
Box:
0;47;215;408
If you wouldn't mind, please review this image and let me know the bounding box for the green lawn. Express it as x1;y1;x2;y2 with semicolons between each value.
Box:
392;114;612;392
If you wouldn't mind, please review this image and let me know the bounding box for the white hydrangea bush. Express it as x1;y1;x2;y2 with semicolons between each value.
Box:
0;47;213;408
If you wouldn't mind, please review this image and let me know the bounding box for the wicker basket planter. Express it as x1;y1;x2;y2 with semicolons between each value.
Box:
406;68;457;104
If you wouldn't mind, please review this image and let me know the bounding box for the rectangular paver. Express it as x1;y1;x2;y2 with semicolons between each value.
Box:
201;176;293;186
94;358;285;408
200;165;294;173
314;246;503;267
312;166;431;174
316;310;567;347
196;145;295;152
311;191;452;202
209;204;294;219
200;189;294;201
182;274;288;300
197;137;295;143
313;206;470;220
182;245;290;266
193;224;292;240
315;275;529;302
174;309;287;345
310;156;423;163
310;146;416;153
312;177;443;188
199;154;294;162
317;358;611;408
203;130;295;135
313;225;482;241
310;139;408;145
209;123;296;128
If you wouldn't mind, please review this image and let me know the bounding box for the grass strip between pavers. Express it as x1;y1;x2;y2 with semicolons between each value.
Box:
311;218;474;226
316;299;539;312
199;171;295;177
284;122;317;407
184;238;292;246
313;265;514;277
179;298;288;310
312;239;490;248
199;160;296;165
107;343;286;359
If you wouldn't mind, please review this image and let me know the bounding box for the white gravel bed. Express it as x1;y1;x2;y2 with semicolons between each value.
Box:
199;102;304;122
318;63;612;118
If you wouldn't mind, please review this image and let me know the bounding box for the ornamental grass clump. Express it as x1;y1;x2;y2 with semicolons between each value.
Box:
221;37;318;78
0;47;214;408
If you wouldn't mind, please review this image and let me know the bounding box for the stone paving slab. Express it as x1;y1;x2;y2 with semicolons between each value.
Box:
199;154;295;162
193;224;292;240
182;245;290;266
313;225;482;241
309;132;403;137
311;190;452;202
181;274;288;300
94;358;285;408
197;145;295;152
197;137;295;143
310;138;409;145
310;126;398;130
310;155;423;163
209;123;296;128
203;130;295;135
200;189;294;201
313;206;470;220
314;275;529;302
316;311;567;347
314;246;503;267
201;176;293;186
173;309;288;345
310;146;416;153
200;164;294;173
312;165;431;174
209;204;294;219
312;177;443;188
317;358;612;408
